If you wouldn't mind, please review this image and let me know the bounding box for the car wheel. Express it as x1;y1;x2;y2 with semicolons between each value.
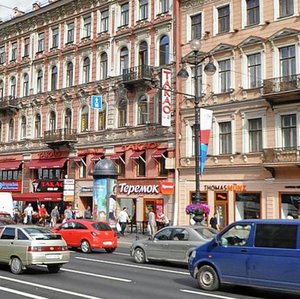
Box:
47;265;61;273
80;240;91;253
197;265;220;291
10;257;24;275
105;248;116;253
133;247;146;263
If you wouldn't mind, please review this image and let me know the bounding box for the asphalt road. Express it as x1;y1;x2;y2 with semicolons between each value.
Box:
0;245;299;299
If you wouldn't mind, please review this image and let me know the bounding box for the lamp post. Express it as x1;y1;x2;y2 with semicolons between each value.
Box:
177;39;216;204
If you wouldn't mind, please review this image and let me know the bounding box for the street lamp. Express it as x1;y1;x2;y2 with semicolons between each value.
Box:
177;39;216;204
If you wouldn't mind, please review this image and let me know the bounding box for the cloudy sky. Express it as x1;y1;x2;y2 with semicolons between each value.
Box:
0;1;39;21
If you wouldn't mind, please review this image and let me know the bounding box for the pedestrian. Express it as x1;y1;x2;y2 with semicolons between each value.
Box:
50;205;60;227
210;212;219;230
84;206;92;219
147;207;157;236
63;205;73;223
24;203;34;224
109;185;117;222
118;207;130;236
38;204;49;226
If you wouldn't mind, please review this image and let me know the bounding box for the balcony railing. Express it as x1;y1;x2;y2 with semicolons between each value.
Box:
44;128;77;144
0;96;19;111
122;65;153;83
263;147;300;164
263;74;300;94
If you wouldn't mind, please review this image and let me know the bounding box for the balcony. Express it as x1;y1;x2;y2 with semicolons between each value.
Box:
263;148;300;165
263;74;300;106
0;96;19;113
44;128;78;149
122;65;153;89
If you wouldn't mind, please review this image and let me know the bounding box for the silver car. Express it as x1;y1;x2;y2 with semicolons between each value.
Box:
130;225;217;264
0;225;70;274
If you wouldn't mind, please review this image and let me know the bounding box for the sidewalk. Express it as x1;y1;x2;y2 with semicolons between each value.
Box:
117;232;149;248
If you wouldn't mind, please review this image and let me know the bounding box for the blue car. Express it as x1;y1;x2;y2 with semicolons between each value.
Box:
188;219;300;293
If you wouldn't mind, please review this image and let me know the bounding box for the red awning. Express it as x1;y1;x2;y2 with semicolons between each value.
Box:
91;154;103;161
110;152;124;160
73;156;85;162
0;160;22;170
26;158;67;169
152;149;167;158
130;151;144;160
13;192;63;202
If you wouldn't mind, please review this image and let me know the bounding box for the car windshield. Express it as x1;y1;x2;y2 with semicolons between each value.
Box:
92;222;112;231
0;214;11;219
194;227;217;239
24;227;62;240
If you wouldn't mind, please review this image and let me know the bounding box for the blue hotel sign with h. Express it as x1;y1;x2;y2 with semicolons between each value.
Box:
91;95;103;109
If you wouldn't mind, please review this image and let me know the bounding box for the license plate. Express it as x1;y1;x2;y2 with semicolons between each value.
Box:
46;254;61;259
103;241;112;245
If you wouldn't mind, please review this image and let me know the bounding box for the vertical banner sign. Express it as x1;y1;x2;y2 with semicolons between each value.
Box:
63;179;75;201
93;178;107;221
200;108;213;175
161;69;172;127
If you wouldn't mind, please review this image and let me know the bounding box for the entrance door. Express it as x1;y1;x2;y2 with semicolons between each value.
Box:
216;202;228;230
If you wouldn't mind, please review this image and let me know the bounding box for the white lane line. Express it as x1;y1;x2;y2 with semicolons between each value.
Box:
61;268;131;282
181;289;240;299
0;275;102;299
0;286;49;299
113;252;130;256
75;256;189;275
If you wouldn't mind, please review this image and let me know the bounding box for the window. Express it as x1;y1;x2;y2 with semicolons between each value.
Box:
281;114;296;148
81;106;89;132
118;98;127;127
247;53;261;88
11;42;17;61
1;227;15;240
120;47;129;75
139;0;148;20
83;57;90;83
136;152;146;176
218;5;230;33
37;32;45;52
281;194;300;219
83;16;91;38
100;53;108;80
100;10;109;33
279;0;294;17
236;193;261;220
121;3;129;26
115;153;125;176
247;0;260;25
24;37;30;57
35;113;41;138
159;0;169;13
23;73;29;97
38;169;62;180
8;118;14;142
137;95;148;125
219;121;232;154
79;156;87;178
98;103;106;130
191;13;202;40
220;224;251;247
280;45;296;78
52;27;59;48
0;46;5;64
0;169;21;181
37;69;43;93
65;108;72;132
49;111;56;132
51;66;58;91
0;80;3;99
249;118;262;152
154;150;168;176
159;35;170;66
67;22;75;43
10;76;16;98
139;41;148;66
21;115;26;139
219;59;231;92
66;62;73;87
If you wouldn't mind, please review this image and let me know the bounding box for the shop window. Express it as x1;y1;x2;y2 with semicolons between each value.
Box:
37;169;63;179
281;194;300;219
0;170;21;180
235;192;261;220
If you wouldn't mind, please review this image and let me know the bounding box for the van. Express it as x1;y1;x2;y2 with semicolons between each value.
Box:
188;219;300;293
0;192;14;217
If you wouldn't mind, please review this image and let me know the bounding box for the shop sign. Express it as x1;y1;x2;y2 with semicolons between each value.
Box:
119;183;159;195
81;186;93;192
64;179;74;201
0;181;22;192
161;68;172;127
160;182;174;195
122;143;159;151
33;180;64;192
38;151;69;159
204;184;247;192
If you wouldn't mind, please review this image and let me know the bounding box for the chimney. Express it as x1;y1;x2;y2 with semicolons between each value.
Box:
13;7;25;18
32;2;41;11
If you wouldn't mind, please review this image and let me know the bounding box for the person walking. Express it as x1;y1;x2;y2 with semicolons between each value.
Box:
24;203;34;224
118;207;130;236
210;212;220;231
50;205;60;227
147;208;157;236
63;205;73;223
84;206;92;219
38;204;49;226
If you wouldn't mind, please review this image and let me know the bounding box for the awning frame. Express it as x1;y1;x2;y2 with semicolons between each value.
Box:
152;149;167;161
130;151;146;163
110;152;125;164
73;156;86;167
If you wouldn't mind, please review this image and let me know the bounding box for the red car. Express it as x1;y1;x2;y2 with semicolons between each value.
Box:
52;219;117;253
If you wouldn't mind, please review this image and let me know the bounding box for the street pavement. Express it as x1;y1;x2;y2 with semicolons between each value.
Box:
117;231;149;248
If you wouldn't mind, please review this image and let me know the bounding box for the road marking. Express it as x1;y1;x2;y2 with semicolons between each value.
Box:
181;289;240;299
0;275;103;299
76;256;189;275
0;286;49;299
113;252;130;256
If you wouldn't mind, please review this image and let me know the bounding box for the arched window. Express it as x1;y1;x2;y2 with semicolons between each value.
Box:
100;52;108;80
21;115;26;139
65;108;72;133
51;66;58;91
8;118;14;141
137;94;148;125
81;105;89;132
49;111;56;132
10;76;16;98
98;102;106;130
0;80;3;99
159;35;170;66
118;98;127;128
37;69;43;93
23;73;29;97
120;47;129;75
35;113;41;138
83;57;90;83
139;41;148;66
66;62;73;87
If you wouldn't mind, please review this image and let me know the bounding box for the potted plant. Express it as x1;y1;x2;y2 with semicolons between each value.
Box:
186;203;210;224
